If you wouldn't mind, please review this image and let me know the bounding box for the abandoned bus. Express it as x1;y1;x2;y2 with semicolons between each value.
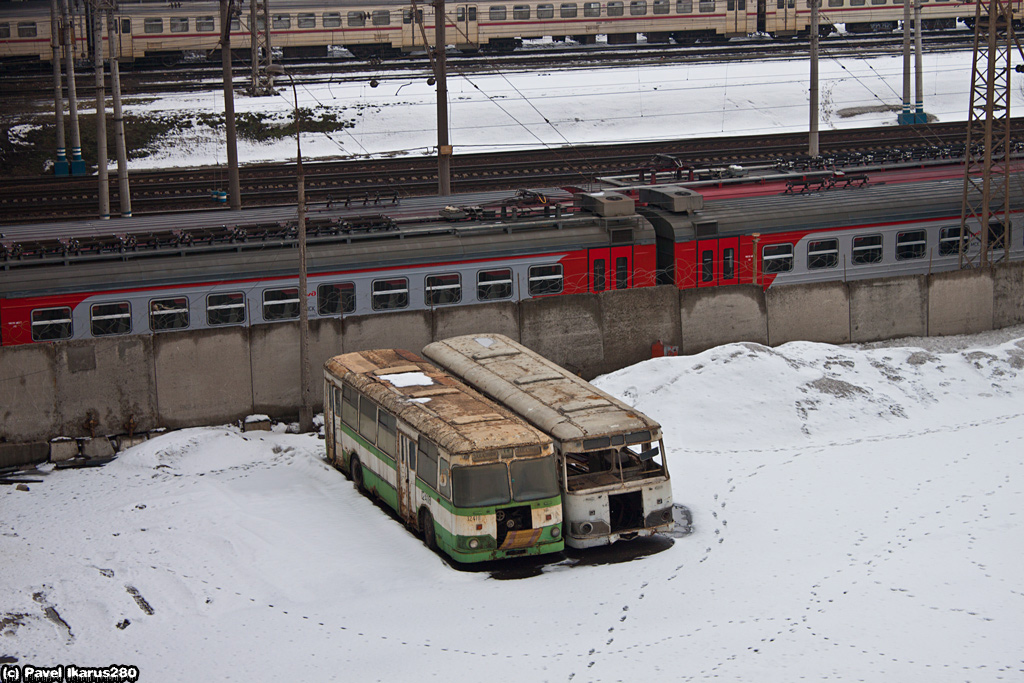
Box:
324;349;564;563
423;334;674;549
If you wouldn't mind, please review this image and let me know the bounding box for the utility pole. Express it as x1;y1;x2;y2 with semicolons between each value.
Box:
808;0;819;157
61;0;86;175
899;0;912;124
92;0;110;219
959;0;1015;269
220;0;242;209
108;9;131;217
913;0;925;123
50;0;69;176
249;0;273;95
433;0;452;194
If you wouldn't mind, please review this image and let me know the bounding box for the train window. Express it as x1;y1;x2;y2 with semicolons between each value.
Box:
144;18;164;33
273;15;291;29
91;302;131;337
263;287;300;321
807;238;839;269
231;17;241;30
348;11;366;27
584;1;603;15
616;256;629;289
850;0;865;5
372;10;391;25
378;411;397;458
0;24;9;40
425;273;462;306
196;16;215;32
477;268;513;300
896;230;927;260
851;234;883;265
342;384;358;427
207;292;246;326
761;244;794;274
538;4;555;18
318;282;355;315
828;0;843;5
529;264;564;295
150;297;189;331
561;3;579;17
31;307;72;342
701;250;714;283
608;1;625;15
593;259;607;291
17;22;38;38
698;0;715;11
987;220;1006;250
170;17;189;33
358;395;377;442
297;13;316;28
323;12;342;27
630;0;648;14
723;248;735;280
677;0;693;10
653;0;671;12
371;278;409;310
938;227;965;256
404;9;424;23
513;5;532;18
870;0;886;4
469;7;478;19
490;6;508;20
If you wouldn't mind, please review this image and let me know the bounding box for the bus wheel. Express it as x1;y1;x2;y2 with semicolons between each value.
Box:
351;456;365;492
420;509;437;550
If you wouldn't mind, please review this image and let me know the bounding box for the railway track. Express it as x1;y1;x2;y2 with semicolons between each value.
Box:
0;120;1012;224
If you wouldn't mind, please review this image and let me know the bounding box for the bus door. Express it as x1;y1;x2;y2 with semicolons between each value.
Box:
397;433;417;521
588;248;610;293
696;237;739;287
454;5;478;47
725;0;750;36
402;6;427;49
610;245;633;290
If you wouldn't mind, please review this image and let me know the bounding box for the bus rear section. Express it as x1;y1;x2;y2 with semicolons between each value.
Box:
323;349;564;563
422;333;676;549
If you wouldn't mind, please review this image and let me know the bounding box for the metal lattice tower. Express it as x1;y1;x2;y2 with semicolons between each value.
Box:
249;0;273;95
959;0;1015;269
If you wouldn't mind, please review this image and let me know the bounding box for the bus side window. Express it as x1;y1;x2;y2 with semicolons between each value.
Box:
438;458;451;498
358;395;377;443
418;437;439;489
342;384;358;427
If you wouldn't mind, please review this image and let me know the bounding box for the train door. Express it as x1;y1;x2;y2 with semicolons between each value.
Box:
402;6;427;49
115;16;133;60
610;245;633;290
725;0;750;36
589;248;610;293
696;237;740;287
454;5;479;47
767;0;797;35
397;433;417;521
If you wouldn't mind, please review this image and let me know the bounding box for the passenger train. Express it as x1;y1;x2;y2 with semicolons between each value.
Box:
0;0;1001;65
2;165;1021;348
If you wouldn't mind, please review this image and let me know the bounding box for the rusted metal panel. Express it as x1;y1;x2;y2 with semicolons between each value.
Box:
324;349;551;457
422;334;662;448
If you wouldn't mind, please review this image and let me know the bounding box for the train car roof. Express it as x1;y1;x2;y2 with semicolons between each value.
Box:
324;349;553;457
422;333;662;450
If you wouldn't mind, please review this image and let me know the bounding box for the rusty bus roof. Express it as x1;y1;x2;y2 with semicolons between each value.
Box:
324;349;552;457
422;334;662;449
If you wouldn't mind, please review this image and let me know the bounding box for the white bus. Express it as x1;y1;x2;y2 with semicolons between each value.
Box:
324;349;564;563
423;334;674;548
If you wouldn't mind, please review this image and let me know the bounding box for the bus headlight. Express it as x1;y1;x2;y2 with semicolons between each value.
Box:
551;525;561;539
468;538;480;549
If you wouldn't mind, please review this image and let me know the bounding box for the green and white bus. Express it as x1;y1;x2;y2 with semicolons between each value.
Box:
423;334;674;549
324;349;564;563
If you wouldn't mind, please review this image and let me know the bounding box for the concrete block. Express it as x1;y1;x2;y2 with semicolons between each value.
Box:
595;286;681;377
115;434;149;451
154;327;254;429
53;336;157;438
49;438;80;462
928;268;994;337
849;275;928;343
430;302;521;344
519;293;603;378
0;441;49;468
993;260;1024;329
681;285;767;354
0;344;58;443
766;281;850;346
243;415;272;432
81;437;115;458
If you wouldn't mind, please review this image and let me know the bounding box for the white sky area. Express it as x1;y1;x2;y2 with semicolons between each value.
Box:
3;325;1022;681
120;48;1013;169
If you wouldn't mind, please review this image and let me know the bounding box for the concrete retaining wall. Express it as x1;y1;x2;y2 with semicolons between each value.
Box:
1;266;1016;453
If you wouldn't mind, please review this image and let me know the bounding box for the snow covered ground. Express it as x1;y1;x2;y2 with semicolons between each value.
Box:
123;48;1006;169
3;327;1022;681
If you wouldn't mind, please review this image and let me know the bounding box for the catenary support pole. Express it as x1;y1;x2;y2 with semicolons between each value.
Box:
93;2;109;219
61;0;86;175
434;0;452;195
50;0;69;176
108;10;131;217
